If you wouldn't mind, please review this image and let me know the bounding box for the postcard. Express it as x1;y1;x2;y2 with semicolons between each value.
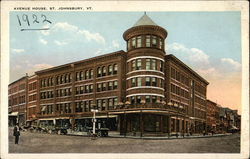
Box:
1;1;249;159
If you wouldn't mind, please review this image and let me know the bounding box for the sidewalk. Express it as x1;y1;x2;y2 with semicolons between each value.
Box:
66;130;232;140
107;131;232;140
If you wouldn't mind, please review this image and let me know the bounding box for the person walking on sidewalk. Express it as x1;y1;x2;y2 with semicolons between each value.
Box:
13;123;20;144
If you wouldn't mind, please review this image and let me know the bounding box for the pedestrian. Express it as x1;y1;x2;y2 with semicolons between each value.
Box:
13;123;20;144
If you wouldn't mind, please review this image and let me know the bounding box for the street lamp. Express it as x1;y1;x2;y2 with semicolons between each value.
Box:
91;105;98;136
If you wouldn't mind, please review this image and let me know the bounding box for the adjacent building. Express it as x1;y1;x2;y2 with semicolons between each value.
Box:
206;100;220;132
8;75;28;126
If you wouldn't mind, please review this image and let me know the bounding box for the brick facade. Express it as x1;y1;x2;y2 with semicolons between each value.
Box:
8;14;218;135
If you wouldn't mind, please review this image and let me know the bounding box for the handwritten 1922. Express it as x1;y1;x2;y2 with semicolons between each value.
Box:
17;14;52;31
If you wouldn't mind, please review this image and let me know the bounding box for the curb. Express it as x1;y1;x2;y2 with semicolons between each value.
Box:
107;134;232;140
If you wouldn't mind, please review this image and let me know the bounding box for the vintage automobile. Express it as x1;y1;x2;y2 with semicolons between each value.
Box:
86;126;109;137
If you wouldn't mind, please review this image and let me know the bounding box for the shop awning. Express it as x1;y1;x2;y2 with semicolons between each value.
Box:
9;112;18;116
76;115;117;119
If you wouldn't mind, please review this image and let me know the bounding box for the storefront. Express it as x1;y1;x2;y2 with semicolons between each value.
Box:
8;112;18;126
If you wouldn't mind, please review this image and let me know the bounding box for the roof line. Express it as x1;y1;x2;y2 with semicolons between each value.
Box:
35;50;125;74
166;54;209;85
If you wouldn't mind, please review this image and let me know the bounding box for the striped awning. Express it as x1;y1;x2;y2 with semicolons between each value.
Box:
9;112;18;116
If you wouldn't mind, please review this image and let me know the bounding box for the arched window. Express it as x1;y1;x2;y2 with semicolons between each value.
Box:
102;66;106;76
69;73;72;82
80;71;84;80
85;70;89;79
113;64;118;74
108;65;113;75
76;72;79;81
90;69;93;79
97;67;101;77
65;74;69;83
60;75;64;84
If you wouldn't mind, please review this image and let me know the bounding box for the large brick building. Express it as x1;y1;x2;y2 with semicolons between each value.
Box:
9;14;209;136
8;75;28;126
206;99;220;132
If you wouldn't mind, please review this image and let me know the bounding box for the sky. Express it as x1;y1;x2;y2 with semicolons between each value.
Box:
9;11;242;114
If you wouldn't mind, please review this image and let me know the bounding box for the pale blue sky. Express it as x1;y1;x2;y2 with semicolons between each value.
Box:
10;12;241;79
9;11;242;111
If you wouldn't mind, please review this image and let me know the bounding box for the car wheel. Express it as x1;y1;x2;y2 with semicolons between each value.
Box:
97;131;102;137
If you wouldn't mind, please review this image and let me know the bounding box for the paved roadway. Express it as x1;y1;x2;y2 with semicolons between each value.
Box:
9;130;240;153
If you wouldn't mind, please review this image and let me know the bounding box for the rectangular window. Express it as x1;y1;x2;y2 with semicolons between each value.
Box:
136;96;141;104
160;79;163;88
85;101;89;112
152;77;157;87
131;78;136;87
113;64;118;74
137;36;142;48
85;85;89;93
97;100;102;111
146;59;151;70
131;96;135;104
128;39;131;50
152;59;157;70
137;77;142;87
108;81;113;90
114;98;118;107
152;96;157;103
89;85;93;93
176;71;180;81
159;38;163;49
102;99;106;111
146;77;151;86
108;98;113;107
146;35;150;47
102;83;106;91
132;37;136;48
146;96;151;103
132;60;136;71
160;61;163;72
136;59;142;70
171;67;175;79
152;36;157;47
97;83;101;92
113;81;118;89
80;86;84;94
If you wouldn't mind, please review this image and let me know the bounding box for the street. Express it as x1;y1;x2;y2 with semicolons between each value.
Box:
9;130;240;153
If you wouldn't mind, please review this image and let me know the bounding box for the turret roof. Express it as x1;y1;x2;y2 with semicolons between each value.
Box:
133;13;158;27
